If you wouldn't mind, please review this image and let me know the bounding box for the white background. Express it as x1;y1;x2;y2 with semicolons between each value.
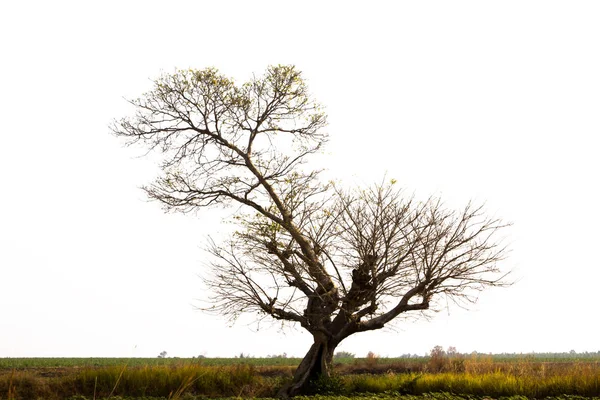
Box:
1;1;599;358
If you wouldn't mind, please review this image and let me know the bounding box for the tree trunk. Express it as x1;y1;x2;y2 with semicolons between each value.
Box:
277;337;337;398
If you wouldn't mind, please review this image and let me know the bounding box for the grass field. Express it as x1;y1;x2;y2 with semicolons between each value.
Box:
1;355;600;400
3;352;599;369
0;357;304;369
2;354;598;369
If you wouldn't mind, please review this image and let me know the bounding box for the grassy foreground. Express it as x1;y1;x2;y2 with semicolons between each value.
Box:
1;357;600;399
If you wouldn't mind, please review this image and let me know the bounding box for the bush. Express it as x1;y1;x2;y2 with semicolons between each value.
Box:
306;373;345;395
366;351;380;367
429;345;447;372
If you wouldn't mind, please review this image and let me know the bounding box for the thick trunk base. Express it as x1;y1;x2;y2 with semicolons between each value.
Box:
277;340;335;398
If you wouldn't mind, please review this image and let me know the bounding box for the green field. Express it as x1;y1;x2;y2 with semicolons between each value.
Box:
0;357;303;369
1;356;600;400
2;353;598;369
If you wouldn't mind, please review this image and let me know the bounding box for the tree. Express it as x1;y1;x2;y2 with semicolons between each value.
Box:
111;65;510;398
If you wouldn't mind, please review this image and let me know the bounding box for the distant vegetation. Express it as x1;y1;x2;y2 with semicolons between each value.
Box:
2;350;600;369
334;351;356;359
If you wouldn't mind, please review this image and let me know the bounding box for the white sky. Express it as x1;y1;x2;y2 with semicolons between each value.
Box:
1;1;599;358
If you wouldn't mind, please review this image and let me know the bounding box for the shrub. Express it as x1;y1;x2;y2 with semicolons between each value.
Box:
366;351;380;367
429;345;447;372
306;373;345;395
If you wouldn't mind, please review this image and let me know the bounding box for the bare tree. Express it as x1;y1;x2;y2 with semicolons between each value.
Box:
111;65;510;398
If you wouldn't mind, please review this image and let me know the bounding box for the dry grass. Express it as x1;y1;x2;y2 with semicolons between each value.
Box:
342;358;600;398
1;358;599;399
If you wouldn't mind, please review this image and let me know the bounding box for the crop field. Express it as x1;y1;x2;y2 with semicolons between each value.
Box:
0;357;305;369
1;355;600;400
2;354;598;369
